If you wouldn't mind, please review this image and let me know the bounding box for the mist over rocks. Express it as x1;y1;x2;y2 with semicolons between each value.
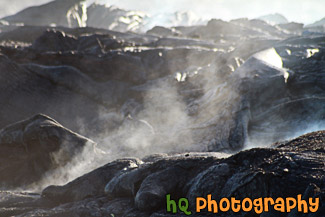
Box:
0;131;324;216
0;114;96;189
0;13;325;154
0;50;131;137
42;158;143;204
0;0;324;216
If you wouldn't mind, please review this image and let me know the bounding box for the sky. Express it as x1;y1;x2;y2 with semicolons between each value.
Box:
0;0;324;24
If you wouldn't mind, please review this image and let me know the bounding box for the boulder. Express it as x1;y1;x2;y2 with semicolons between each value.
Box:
42;158;142;204
0;114;95;188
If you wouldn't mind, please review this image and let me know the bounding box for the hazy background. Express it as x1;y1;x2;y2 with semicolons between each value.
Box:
0;0;324;24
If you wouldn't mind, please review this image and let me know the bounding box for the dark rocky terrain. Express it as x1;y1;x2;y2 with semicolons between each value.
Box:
0;114;96;189
0;0;324;216
0;128;324;217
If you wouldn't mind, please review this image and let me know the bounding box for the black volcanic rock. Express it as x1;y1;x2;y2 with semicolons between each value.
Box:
0;51;132;135
0;1;324;217
0;131;323;216
173;17;294;42
0;26;153;44
42;158;142;204
0;114;95;188
31;29;134;53
0;24;324;152
228;35;325;145
147;26;182;37
31;30;78;52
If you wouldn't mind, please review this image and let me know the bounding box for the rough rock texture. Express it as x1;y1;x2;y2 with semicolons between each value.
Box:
0;3;324;216
0;19;324;152
0;114;95;188
0;131;323;216
0;26;241;151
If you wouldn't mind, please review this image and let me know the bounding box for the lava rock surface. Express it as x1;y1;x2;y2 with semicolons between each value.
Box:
0;114;96;188
0;130;323;217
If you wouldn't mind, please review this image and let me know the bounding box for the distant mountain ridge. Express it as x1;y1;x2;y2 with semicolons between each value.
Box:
1;0;205;32
306;17;325;27
2;0;323;34
257;13;289;25
2;0;87;27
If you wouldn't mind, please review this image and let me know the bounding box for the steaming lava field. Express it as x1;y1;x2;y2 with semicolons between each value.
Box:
0;0;324;216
